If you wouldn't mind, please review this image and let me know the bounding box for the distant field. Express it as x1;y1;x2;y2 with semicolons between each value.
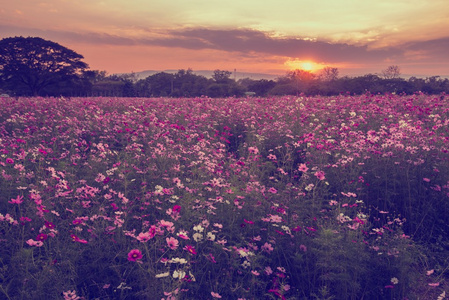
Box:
0;95;448;299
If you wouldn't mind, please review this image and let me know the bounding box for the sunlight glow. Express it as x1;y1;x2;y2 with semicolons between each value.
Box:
284;59;325;72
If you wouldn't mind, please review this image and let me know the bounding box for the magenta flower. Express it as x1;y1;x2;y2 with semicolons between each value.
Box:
172;205;181;213
127;249;143;262
148;225;157;238
36;233;48;241
45;221;55;229
5;158;14;164
183;245;197;255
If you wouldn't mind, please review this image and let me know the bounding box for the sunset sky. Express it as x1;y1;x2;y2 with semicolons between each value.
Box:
1;0;449;77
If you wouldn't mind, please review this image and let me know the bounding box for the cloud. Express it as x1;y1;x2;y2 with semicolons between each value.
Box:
1;24;402;64
2;24;449;74
146;28;403;64
402;37;449;59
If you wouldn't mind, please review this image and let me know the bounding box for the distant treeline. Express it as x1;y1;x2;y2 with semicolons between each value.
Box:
3;66;449;98
1;37;448;97
77;68;449;97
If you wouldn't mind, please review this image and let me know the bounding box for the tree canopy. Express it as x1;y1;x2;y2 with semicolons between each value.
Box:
0;36;89;96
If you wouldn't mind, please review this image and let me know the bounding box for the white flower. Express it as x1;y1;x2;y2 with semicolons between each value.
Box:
193;233;203;242
155;272;170;278
170;257;187;264
391;277;399;285
206;232;216;241
193;224;204;232
173;270;186;280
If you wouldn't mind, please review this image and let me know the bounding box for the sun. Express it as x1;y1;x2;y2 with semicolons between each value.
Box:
299;61;314;71
284;59;323;72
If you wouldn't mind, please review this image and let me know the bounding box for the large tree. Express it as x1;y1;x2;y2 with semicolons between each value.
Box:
0;36;89;96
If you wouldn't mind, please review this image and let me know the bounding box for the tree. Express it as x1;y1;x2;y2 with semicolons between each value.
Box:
246;79;276;96
381;65;401;79
212;69;232;84
319;67;339;82
0;36;89;96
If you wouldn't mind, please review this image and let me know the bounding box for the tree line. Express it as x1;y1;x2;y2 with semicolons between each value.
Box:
1;36;449;97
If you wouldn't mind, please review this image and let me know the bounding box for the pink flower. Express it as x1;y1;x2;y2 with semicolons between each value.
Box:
166;237;179;250
206;253;217;263
268;187;277;194
423;177;430;182
314;170;326;181
265;266;273;275
261;242;274;253
8;195;24;204
5;158;14;164
71;234;88;244
428;282;440;287
137;232;151;242
26;239;44;247
63;290;80;300
298;163;308;172
211;292;222;298
127;249;143;262
159;220;175;232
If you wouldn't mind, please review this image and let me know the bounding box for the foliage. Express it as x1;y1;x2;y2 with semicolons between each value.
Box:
0;94;448;299
0;36;88;96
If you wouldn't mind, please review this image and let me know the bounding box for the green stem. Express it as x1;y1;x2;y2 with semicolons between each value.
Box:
0;284;12;300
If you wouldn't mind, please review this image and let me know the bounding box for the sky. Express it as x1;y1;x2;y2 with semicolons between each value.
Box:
1;0;449;77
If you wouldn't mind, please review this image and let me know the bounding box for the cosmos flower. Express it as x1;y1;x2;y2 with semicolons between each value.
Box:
127;249;143;262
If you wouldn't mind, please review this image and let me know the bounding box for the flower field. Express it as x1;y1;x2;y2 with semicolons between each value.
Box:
1;94;448;299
